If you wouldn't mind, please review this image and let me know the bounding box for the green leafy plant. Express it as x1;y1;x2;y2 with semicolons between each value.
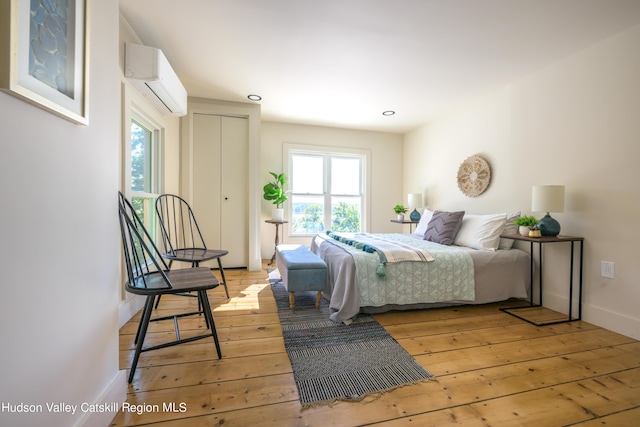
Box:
515;215;538;228
393;204;407;214
263;172;288;207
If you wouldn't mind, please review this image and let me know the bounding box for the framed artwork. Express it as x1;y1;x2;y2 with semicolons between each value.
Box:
0;0;89;125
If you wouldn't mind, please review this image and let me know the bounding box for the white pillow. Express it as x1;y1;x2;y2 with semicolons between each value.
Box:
413;208;434;236
498;211;521;250
454;213;507;251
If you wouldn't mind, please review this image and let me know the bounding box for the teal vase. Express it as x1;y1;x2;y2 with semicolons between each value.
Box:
537;214;560;236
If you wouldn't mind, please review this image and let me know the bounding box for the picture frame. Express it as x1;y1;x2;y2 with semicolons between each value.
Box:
0;0;89;125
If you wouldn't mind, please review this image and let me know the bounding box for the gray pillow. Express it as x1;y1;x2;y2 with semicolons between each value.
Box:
424;210;465;245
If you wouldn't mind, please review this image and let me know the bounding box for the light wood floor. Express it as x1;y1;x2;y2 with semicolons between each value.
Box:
110;262;640;426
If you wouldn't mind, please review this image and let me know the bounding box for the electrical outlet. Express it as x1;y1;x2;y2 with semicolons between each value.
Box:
601;261;615;279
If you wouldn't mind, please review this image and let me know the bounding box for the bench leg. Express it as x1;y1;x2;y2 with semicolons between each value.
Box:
289;292;295;309
288;290;323;310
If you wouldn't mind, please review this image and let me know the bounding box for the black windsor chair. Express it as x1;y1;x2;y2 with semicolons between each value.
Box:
118;192;222;383
155;194;230;299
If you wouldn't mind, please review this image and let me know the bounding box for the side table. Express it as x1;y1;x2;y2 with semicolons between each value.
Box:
265;220;288;265
499;234;584;326
390;219;419;233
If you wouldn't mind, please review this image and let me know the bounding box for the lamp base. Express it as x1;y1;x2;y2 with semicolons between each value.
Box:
537;213;560;236
409;208;421;221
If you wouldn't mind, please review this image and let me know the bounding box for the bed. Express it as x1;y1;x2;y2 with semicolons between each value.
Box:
310;210;530;323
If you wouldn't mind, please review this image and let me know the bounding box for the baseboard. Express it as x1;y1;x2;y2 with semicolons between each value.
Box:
74;370;127;427
581;304;640;341
543;291;640;340
119;294;145;328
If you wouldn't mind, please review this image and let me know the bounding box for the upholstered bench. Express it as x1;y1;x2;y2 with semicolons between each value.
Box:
275;244;328;309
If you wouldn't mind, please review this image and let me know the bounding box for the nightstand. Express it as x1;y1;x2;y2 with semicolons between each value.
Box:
390;219;419;233
499;234;584;326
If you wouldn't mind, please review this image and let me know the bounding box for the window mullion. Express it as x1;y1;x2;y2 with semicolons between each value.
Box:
324;153;331;230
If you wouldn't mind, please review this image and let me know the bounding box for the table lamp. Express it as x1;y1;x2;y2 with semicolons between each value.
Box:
408;193;423;221
532;185;565;236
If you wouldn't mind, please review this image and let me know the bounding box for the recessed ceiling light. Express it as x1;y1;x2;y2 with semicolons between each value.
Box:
382;110;395;116
248;94;262;101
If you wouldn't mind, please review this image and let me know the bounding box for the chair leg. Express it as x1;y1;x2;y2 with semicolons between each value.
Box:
129;295;155;383
199;290;222;359
154;260;174;309
134;296;155;345
217;258;230;298
193;260;203;313
198;291;209;329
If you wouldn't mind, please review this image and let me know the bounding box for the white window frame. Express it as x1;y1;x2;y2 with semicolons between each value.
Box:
126;108;164;232
284;143;370;236
119;84;169;323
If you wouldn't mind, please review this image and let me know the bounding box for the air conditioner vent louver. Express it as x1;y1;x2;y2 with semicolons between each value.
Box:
124;43;187;116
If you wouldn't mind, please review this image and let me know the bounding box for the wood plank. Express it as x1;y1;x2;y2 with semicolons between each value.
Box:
373;299;526;325
467;367;640;426
571;407;640;426
120;323;283;349
438;344;640;404
469;386;594;426
120;337;286;368
111;262;640;427
128;352;293;391
552;366;640;416
417;328;635;375
110;374;299;426
110;401;309;427
383;312;525;339
503;305;578;323
254;366;640;427
398;321;598;355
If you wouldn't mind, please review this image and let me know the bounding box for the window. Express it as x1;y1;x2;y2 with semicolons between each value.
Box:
129;112;163;237
289;149;366;235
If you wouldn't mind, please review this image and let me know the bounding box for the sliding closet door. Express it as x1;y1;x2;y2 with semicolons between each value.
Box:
192;113;248;267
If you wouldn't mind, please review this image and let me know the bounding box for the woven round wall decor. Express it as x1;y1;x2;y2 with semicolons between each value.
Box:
457;154;491;197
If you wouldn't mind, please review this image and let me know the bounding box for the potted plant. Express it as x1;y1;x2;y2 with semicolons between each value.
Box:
393;204;408;222
263;172;288;222
528;225;542;238
514;215;538;236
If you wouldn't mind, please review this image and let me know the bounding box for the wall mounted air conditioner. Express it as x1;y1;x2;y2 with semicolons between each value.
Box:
124;43;187;116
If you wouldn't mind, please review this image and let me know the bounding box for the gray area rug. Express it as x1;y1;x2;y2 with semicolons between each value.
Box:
268;270;435;408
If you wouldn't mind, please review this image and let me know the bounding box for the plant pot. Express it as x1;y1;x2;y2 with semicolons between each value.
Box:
518;226;530;236
397;214;405;222
272;208;284;222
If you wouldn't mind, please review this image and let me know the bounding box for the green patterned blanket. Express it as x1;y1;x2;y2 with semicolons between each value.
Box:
316;233;475;309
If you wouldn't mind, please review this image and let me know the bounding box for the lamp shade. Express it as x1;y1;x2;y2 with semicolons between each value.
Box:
532;185;565;213
408;193;423;209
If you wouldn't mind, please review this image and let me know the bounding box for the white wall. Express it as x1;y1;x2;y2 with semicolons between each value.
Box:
0;1;125;426
405;24;640;339
260;122;404;257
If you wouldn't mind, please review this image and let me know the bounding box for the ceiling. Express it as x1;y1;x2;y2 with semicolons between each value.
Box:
119;0;640;134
